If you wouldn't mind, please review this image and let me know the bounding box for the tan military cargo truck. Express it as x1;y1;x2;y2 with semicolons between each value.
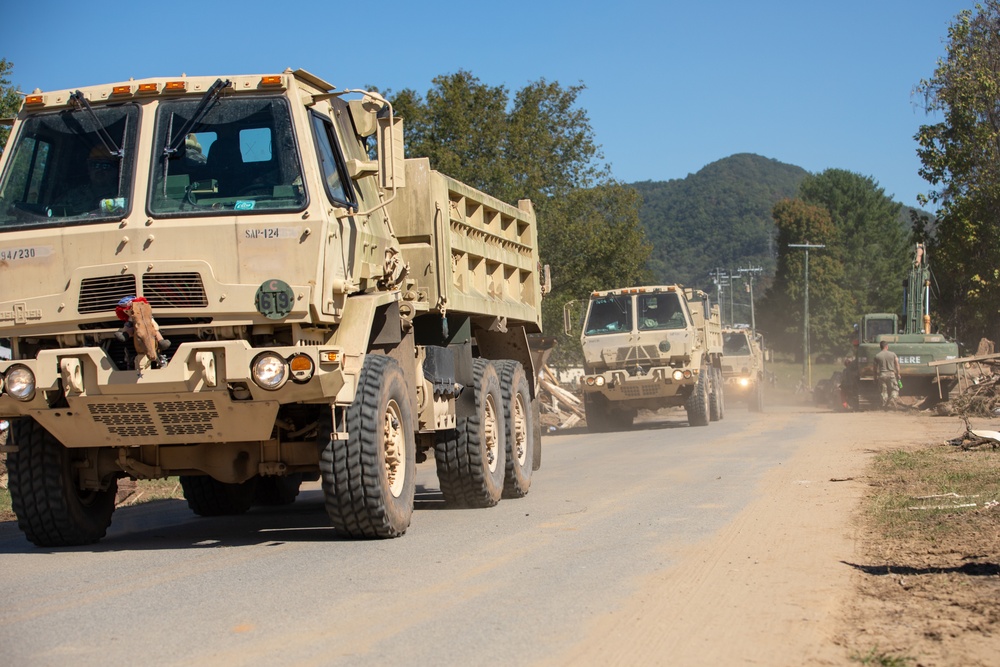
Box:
577;286;724;430
0;69;544;546
721;327;765;411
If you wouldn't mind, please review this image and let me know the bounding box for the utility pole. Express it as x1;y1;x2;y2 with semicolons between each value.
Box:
787;243;825;388
737;266;763;336
711;268;731;326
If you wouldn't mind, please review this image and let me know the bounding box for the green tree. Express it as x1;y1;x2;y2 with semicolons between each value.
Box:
388;71;650;363
799;169;908;317
758;199;853;357
914;2;1000;343
0;58;21;152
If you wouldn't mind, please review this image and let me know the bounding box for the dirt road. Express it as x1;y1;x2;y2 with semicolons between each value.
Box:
554;407;995;667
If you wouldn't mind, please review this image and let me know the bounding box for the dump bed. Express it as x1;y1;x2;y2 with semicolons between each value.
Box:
388;158;542;331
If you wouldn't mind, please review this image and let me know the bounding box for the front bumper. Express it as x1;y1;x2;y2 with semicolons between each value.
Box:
0;341;348;447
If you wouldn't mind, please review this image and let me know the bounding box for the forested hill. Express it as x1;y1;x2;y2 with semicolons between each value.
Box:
630;153;809;290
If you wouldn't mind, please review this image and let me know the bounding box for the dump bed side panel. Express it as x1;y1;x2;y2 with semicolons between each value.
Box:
389;158;541;331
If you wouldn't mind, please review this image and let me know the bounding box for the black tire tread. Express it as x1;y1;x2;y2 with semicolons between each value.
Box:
495;360;533;499
320;354;414;538
435;358;506;508
7;418;117;547
179;475;257;516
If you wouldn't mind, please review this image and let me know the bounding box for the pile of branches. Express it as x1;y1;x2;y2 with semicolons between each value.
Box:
937;339;1000;417
946;415;1000;450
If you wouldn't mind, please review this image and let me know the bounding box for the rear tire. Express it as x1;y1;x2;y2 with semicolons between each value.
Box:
180;475;257;516
709;366;723;422
496;360;533;498
320;354;415;538
8;418;117;547
685;370;710;427
435;358;506;507
253;474;303;506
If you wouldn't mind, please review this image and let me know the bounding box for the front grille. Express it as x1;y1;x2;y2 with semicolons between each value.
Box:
87;398;221;438
78;273;207;315
143;273;208;309
79;275;138;314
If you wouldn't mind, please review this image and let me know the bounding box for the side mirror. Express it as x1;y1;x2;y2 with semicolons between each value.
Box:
377;115;405;190
563;300;581;336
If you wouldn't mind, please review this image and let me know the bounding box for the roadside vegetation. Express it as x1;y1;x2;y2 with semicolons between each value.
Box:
846;435;1000;665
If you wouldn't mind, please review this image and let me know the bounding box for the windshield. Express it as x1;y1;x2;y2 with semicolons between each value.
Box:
584;295;632;335
637;292;686;330
0;104;139;229
865;318;896;341
723;332;751;356
149;96;305;215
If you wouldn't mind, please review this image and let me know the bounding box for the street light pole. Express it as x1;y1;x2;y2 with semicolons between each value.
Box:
787;243;825;388
738;266;762;336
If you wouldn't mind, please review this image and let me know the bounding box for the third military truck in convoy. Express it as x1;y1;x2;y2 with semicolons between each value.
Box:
0;69;545;547
578;286;725;430
721;327;766;411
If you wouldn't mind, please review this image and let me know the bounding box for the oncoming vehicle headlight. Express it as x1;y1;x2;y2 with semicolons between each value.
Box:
4;365;36;401
672;369;684;381
251;352;289;391
738;377;751;387
594;376;606;387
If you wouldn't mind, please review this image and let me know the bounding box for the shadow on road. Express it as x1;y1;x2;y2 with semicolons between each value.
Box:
841;560;1000;577
0;482;469;554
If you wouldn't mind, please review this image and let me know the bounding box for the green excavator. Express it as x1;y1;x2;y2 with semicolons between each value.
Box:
849;243;959;409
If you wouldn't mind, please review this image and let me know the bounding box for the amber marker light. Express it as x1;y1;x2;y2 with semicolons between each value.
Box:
137;83;159;94
288;353;315;383
24;95;44;105
112;85;132;96
165;81;187;91
260;76;283;86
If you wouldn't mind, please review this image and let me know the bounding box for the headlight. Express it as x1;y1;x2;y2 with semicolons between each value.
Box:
5;365;36;401
595;376;606;387
672;369;684;381
251;352;288;390
738;377;750;387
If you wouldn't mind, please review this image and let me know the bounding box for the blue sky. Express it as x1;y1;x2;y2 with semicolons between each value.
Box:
4;1;971;209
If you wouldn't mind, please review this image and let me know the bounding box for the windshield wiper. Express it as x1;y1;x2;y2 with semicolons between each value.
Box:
162;78;231;157
69;90;123;158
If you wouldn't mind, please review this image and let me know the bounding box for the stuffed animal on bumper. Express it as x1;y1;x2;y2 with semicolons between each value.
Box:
115;296;171;370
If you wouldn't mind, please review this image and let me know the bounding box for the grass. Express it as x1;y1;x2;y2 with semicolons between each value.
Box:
0;477;185;522
850;646;914;666
866;443;1000;542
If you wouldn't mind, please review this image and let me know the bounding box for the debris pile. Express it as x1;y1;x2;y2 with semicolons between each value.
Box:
537;366;584;431
946;415;1000;450
937;339;1000;417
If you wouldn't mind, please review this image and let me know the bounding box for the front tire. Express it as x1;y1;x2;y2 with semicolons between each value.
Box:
321;354;416;538
685;369;710;427
8;418;118;547
435;358;506;507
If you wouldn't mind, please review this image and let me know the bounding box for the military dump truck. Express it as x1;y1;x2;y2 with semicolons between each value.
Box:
850;243;959;409
721;327;765;411
577;286;724;430
0;69;545;547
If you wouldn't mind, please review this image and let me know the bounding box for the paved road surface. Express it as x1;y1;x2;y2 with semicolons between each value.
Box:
0;405;866;666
